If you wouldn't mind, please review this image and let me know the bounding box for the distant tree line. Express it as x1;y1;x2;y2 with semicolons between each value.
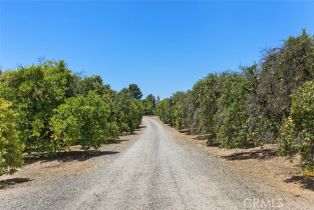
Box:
0;61;152;174
157;30;314;172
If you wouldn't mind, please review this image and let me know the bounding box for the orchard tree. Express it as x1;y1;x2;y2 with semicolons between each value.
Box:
50;92;119;151
157;97;174;126
115;89;143;133
213;73;252;148
142;94;157;115
76;75;114;97
0;60;77;153
254;30;314;138
0;98;23;174
128;84;143;99
146;94;157;109
191;74;220;135
278;81;314;171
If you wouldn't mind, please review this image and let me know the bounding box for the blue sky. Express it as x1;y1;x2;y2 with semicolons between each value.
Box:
1;1;314;98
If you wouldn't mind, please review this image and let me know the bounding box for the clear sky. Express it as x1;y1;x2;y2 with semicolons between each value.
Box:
1;1;314;98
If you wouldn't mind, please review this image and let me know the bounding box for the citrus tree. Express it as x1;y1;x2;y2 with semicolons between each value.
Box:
0;60;76;153
279;81;314;171
50;92;119;151
0;98;23;174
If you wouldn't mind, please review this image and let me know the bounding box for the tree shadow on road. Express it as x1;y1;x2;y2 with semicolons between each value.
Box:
119;128;144;137
138;125;147;129
284;176;314;191
25;150;119;164
0;178;33;190
222;148;278;161
107;139;129;144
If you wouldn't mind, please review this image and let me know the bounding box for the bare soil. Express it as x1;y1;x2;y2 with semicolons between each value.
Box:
0;127;144;194
167;124;314;203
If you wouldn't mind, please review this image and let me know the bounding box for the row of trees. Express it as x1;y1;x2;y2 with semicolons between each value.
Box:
157;30;314;171
0;61;146;174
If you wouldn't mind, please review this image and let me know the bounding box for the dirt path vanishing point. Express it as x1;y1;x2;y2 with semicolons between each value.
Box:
0;116;312;210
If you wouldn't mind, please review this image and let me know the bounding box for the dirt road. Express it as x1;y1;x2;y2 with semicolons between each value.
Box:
0;117;310;209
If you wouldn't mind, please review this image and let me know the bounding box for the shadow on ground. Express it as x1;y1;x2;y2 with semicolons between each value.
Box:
284;176;314;191
222;148;277;161
0;178;33;190
108;139;129;144
25;150;119;164
139;125;147;129
120;128;145;137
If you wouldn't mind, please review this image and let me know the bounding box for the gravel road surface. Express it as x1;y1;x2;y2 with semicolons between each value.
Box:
0;117;309;210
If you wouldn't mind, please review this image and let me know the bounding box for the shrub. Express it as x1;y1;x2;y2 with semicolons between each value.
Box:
0;98;23;174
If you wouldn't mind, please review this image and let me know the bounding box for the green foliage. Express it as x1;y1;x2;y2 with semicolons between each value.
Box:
0;59;144;173
157;92;190;129
0;60;76;153
254;30;314;138
142;94;157;115
157;30;314;169
175;91;195;131
76;75;114;98
128;84;143;100
214;73;252;148
278;81;314;171
170;92;187;129
0;99;23;174
191;74;220;135
115;90;143;133
51;92;119;151
157;98;172;124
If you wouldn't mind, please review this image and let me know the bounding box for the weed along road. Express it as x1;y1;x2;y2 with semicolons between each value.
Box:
0;117;309;210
